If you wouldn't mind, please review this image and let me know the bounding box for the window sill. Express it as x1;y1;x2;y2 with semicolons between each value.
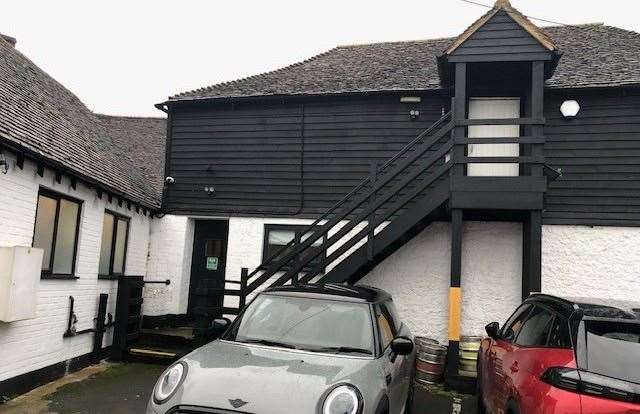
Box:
41;274;80;280
98;275;120;281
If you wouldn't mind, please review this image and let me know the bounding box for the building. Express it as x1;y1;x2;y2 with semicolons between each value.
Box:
2;0;640;396
153;0;640;387
0;33;165;396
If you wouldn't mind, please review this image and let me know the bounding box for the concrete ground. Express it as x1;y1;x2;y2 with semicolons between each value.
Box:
0;362;477;414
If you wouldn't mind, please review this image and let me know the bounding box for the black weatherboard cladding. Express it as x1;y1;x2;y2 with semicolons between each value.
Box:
165;95;448;216
448;11;550;62
544;88;640;226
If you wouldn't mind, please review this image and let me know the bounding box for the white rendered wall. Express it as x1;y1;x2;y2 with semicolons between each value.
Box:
542;225;640;302
147;218;640;347
0;153;151;383
361;222;523;344
144;215;194;315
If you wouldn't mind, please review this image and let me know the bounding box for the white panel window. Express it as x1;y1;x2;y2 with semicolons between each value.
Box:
32;189;82;278
98;211;130;278
467;97;520;177
263;224;326;271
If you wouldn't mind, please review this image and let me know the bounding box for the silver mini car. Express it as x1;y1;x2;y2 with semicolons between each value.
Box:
147;284;416;414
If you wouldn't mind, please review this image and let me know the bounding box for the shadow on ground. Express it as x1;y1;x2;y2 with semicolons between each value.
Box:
1;362;477;414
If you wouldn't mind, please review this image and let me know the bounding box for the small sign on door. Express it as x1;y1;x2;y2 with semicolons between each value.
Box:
206;256;219;270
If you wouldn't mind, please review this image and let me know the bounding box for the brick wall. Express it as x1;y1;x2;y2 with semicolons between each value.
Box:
0;153;151;382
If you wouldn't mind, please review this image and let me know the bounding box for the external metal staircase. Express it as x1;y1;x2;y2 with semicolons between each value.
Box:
208;110;457;318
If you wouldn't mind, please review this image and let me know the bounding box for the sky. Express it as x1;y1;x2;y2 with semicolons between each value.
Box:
1;0;637;117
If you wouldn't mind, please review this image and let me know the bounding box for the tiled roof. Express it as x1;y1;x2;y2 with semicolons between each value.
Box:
0;36;166;209
170;24;640;101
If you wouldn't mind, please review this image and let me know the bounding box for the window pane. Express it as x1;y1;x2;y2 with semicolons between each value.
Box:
501;304;532;342
98;213;114;275
377;306;395;349
112;219;128;274
33;195;57;270
548;316;572;348
515;306;554;347
52;199;80;274
268;229;295;245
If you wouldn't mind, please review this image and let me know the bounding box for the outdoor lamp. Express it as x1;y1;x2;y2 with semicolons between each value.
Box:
560;100;580;118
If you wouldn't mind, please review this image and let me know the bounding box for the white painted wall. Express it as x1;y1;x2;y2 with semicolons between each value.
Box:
361;221;523;343
144;215;194;315
146;215;640;348
542;225;640;302
0;153;151;383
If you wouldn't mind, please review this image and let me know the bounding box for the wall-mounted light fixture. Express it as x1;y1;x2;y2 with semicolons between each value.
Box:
409;110;420;120
204;186;215;196
0;152;8;174
560;100;580;118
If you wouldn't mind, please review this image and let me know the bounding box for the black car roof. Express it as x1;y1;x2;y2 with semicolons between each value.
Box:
527;294;640;320
262;284;391;303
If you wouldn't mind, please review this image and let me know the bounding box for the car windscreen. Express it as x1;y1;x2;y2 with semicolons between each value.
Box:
225;294;374;355
580;319;640;384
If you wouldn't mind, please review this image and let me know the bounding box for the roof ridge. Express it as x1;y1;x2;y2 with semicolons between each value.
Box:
95;113;165;120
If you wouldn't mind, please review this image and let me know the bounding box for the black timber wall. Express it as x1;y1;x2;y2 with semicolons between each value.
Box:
544;88;640;226
165;94;449;217
448;10;550;63
165;87;640;227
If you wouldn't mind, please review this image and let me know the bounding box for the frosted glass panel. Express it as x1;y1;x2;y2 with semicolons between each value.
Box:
52;199;80;274
268;229;295;245
33;195;57;270
112;219;128;274
99;213;114;275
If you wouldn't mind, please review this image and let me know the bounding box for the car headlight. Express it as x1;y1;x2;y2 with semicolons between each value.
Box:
153;361;187;404
322;384;363;414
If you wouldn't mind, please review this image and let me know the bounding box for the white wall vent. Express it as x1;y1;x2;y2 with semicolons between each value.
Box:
0;246;43;322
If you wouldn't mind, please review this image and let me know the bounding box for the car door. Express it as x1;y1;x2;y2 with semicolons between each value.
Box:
486;303;532;412
512;310;580;413
375;302;405;414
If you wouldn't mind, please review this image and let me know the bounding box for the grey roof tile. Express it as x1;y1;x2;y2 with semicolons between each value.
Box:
0;36;166;208
170;24;640;101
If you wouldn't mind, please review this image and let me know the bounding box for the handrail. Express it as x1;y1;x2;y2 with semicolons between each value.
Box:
245;111;452;282
297;156;454;285
246;117;455;293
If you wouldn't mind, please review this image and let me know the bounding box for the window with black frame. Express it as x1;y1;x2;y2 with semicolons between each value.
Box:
32;188;82;279
262;224;326;272
98;211;130;279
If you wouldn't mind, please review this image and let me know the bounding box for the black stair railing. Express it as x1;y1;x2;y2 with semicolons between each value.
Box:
238;110;455;295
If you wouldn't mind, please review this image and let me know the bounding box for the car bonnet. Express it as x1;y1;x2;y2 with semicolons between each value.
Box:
161;339;384;413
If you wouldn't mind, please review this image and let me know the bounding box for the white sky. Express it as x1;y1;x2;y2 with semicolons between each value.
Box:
1;0;637;117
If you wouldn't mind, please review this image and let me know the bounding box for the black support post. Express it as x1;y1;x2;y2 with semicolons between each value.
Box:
522;210;542;300
91;293;108;363
445;208;463;387
451;63;467;178
239;267;248;309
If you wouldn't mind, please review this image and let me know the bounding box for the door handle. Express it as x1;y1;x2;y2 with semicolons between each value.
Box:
510;362;519;373
385;374;392;386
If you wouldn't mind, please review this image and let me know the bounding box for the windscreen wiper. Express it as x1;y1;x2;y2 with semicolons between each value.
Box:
238;338;297;349
307;346;373;355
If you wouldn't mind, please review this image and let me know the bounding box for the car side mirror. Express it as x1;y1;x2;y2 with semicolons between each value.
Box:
390;336;414;356
212;317;231;334
485;322;500;339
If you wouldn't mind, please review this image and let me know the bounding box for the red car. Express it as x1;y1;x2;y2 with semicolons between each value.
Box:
477;294;640;414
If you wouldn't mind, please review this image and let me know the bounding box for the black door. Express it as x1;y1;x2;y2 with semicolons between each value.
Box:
188;220;229;316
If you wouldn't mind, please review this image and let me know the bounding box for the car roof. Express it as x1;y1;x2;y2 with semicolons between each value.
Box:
527;294;640;320
262;283;391;303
